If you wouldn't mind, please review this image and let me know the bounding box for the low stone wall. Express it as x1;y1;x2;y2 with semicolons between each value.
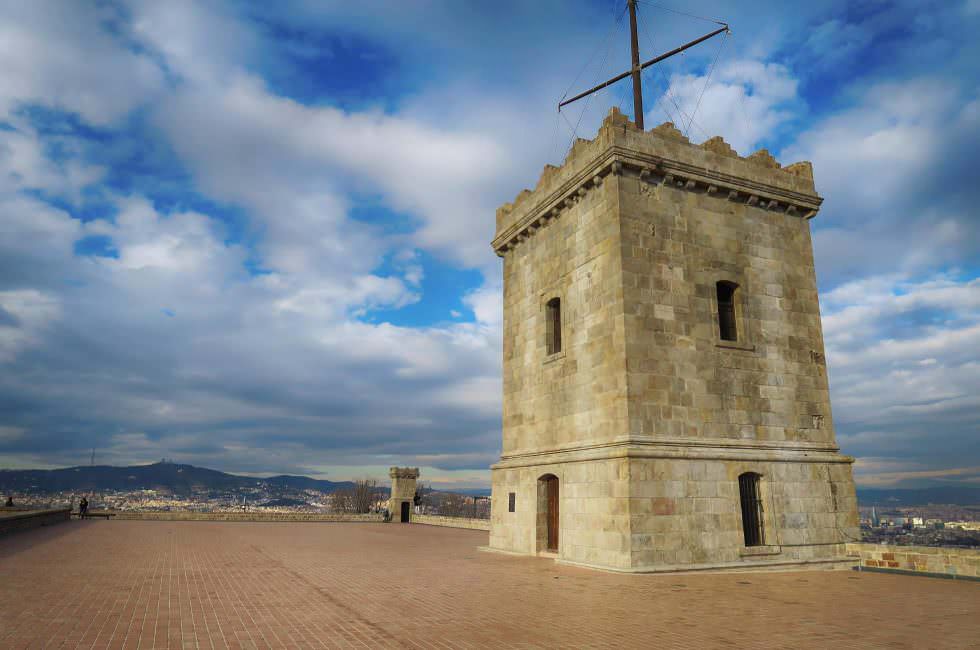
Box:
847;543;979;580
0;508;71;536
106;511;384;523
413;514;490;531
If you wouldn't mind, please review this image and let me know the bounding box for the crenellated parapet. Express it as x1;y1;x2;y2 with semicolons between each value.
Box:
389;467;420;480
493;107;822;256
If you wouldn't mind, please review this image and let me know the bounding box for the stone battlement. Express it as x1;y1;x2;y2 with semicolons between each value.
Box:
493;107;821;255
389;466;420;479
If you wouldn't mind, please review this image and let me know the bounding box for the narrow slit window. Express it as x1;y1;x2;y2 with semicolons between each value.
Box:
546;297;562;355
717;281;738;342
738;472;764;547
508;492;516;513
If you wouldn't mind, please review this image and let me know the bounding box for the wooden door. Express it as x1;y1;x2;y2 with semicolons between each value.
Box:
401;501;410;523
546;476;559;551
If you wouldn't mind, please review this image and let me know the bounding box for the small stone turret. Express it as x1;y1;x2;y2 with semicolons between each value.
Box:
388;467;419;523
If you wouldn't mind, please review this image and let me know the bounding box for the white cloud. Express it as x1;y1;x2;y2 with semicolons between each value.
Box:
463;282;503;329
0;2;162;124
0;113;502;474
99;197;237;274
155;73;509;270
0;0;978;488
0;426;24;442
648;59;799;153
0;289;62;362
786;79;955;207
0;125;106;200
784;78;980;284
801;19;872;70
825;273;980;482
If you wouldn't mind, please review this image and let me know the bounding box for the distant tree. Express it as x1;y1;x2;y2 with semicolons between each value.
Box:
332;479;379;514
438;492;469;517
427;491;490;519
414;483;432;509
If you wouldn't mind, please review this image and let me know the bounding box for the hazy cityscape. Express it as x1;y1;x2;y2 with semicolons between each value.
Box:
1;461;492;519
857;505;980;548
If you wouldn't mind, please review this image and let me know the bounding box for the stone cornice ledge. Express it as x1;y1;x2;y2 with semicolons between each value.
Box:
493;438;853;470
492;149;823;256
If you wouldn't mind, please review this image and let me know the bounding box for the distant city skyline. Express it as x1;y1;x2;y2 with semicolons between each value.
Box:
0;1;978;489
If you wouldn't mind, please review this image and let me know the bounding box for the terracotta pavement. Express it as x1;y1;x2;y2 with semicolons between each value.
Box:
0;520;976;649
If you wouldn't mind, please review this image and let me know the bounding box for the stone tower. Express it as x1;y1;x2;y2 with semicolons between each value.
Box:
488;108;858;572
389;467;419;523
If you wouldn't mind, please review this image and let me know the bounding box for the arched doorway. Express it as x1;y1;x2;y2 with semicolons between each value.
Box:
537;474;559;552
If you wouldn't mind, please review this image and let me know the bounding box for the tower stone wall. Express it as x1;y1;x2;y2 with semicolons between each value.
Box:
488;108;858;572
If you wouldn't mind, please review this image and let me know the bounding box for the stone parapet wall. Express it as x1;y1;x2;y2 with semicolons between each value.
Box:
0;508;71;535
412;515;490;531
847;543;980;579
106;511;384;523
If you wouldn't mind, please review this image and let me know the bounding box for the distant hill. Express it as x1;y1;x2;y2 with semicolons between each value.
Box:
0;461;356;495
450;488;492;497
857;486;980;507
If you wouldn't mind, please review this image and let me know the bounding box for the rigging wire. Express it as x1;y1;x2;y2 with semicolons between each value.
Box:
685;31;728;138
550;110;563;165
637;10;711;139
561;9;626;157
633;0;726;26
559;2;629;105
555;0;733;149
552;1;626;163
729;32;755;154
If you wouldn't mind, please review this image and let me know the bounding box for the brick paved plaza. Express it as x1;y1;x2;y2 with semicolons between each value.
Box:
1;521;977;649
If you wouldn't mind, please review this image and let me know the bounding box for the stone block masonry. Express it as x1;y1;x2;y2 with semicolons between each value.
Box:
489;107;858;573
412;514;491;531
848;543;980;580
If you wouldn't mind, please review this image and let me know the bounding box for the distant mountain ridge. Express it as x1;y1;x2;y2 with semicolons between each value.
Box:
857;486;980;507
0;461;357;495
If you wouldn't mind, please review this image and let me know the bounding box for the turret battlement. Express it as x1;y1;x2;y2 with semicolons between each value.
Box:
493;107;821;255
389;467;420;480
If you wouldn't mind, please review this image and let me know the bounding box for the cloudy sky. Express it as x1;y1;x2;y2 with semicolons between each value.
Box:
0;0;977;489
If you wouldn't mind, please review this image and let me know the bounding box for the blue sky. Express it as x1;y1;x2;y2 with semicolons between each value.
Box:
0;0;977;490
